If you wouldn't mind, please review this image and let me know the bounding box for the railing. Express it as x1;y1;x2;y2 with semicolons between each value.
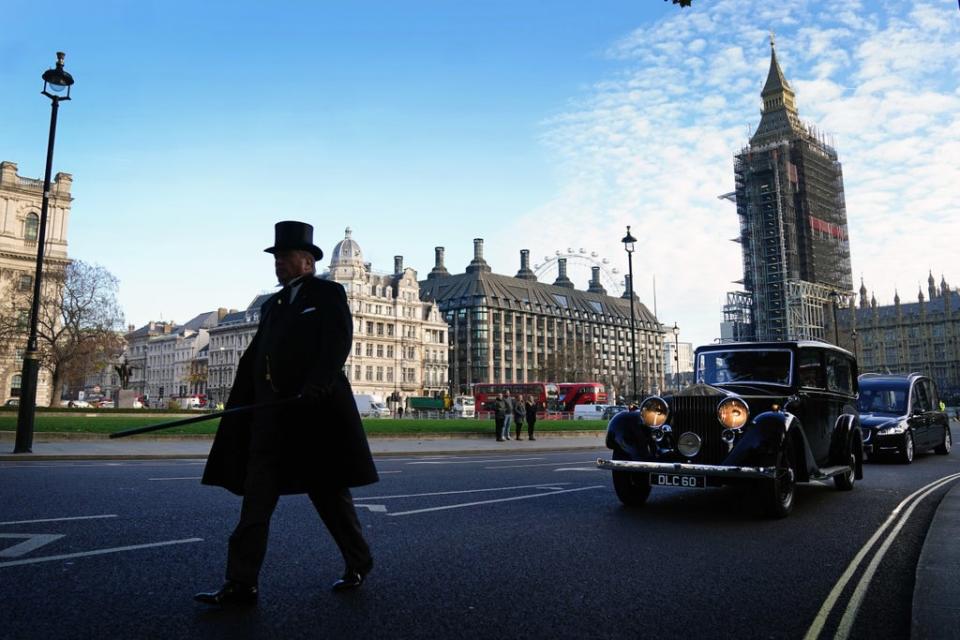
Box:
17;176;44;188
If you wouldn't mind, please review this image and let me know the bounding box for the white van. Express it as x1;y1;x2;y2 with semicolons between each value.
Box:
573;404;613;420
353;394;391;418
451;395;475;418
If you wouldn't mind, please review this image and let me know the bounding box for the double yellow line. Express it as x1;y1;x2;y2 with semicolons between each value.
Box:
804;472;960;640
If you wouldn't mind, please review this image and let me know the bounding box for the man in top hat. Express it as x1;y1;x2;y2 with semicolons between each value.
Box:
196;221;379;606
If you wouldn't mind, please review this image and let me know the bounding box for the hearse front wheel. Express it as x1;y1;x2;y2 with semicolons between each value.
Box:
760;440;795;518
611;450;651;507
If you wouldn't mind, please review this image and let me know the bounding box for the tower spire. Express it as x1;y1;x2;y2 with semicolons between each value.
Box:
751;33;802;144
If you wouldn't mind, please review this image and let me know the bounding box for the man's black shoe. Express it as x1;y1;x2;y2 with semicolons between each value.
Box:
332;570;366;592
194;580;258;606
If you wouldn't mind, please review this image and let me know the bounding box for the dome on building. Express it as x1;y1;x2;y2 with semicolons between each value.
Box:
329;227;364;266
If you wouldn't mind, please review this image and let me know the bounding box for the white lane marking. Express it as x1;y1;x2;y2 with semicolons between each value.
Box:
408;457;545;465
387;485;603;517
835;475;960;639
0;538;204;569
356;483;571;501
148;477;201;481
553;468;601;472
355;504;387;513
0;514;117;527
485;460;599;469
377;471;402;474
804;472;960;640
0;533;65;558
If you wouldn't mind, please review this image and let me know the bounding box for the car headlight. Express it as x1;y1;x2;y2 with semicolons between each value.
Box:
717;397;749;430
639;396;669;427
878;422;907;435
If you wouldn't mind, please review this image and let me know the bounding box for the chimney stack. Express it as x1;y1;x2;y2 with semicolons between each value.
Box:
552;258;574;289
394;256;403;274
587;266;607;294
428;246;450;279
466;238;492;273
515;249;537;281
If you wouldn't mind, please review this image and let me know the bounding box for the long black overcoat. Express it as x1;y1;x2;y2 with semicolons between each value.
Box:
201;277;378;495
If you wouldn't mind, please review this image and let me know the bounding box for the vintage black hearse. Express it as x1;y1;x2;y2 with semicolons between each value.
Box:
597;341;863;517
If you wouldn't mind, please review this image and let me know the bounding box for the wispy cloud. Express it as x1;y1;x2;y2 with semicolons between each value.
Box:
501;0;960;347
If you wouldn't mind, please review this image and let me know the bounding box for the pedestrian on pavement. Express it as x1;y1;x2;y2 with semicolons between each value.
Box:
524;395;538;441
196;221;379;607
397;406;404;419
513;394;526;440
494;393;506;441
502;390;515;440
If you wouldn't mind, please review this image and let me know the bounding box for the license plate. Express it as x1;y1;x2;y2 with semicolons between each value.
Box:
650;473;706;488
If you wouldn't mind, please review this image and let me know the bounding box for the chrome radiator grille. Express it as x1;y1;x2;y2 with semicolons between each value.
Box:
669;396;726;464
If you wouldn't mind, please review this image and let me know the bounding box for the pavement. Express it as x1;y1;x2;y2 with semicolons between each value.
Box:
2;427;958;636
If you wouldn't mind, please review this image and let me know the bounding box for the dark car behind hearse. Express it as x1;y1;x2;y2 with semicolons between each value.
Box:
597;341;863;518
857;373;951;463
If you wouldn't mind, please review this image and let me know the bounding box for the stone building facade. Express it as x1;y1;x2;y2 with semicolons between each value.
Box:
205;228;449;407
325;228;449;403
419;239;664;400
837;274;960;402
0;161;73;405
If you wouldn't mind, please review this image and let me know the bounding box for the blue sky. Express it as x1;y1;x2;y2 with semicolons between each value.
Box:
2;0;958;350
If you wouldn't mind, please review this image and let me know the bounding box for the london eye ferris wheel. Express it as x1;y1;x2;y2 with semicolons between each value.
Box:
532;248;624;297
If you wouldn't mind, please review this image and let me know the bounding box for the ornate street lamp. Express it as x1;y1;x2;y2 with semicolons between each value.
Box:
621;226;637;404
672;322;681;390
828;290;840;346
14;52;75;454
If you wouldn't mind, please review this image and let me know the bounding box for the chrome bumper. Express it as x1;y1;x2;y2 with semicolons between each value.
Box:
596;458;777;480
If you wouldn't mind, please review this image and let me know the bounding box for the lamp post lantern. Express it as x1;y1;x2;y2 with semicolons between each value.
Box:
14;52;75;454
672;322;680;390
828;290;840;347
621;226;638;404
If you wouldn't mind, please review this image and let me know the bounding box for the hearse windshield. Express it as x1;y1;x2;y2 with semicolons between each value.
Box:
697;349;792;386
857;380;908;415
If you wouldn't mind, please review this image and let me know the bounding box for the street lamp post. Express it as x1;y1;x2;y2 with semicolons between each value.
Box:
14;52;74;454
621;226;638;404
672;322;681;390
828;290;840;346
851;329;858;360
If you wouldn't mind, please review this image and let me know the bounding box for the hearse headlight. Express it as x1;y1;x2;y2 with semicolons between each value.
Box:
717;397;749;430
878;422;907;435
639;396;669;428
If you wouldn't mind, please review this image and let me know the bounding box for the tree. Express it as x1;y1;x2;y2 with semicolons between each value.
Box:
0;261;124;406
666;0;694;6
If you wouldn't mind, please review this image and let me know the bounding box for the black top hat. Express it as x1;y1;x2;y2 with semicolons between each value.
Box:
264;221;324;260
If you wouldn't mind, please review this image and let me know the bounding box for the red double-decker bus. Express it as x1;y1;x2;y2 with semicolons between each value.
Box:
473;382;561;413
558;382;608;411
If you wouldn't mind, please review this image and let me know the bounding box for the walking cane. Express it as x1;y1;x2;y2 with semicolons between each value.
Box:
109;396;302;439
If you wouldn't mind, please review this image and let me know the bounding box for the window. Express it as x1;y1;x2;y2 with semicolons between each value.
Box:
797;350;825;389
365;366;373;381
911;381;931;412
354;343;362;356
366;344;374;357
10;374;22;398
826;353;853;394
18;275;32;292
376;344;384;358
387;345;394;358
24;214;39;241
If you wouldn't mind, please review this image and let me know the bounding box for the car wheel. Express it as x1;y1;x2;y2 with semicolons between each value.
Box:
934;426;952;455
611;450;651;507
760;439;795;518
897;432;915;464
834;451;856;491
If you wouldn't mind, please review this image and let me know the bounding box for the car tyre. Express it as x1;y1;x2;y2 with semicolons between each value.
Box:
611;450;651;507
834;450;856;491
934;426;951;455
897;432;914;464
760;439;795;518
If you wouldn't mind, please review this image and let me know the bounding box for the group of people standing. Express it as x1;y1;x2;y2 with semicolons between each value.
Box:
492;391;539;441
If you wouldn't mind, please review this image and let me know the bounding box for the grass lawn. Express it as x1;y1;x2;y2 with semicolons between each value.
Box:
0;411;606;436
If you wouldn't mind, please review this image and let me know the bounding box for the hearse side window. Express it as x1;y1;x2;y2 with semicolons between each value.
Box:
797;350;825;389
923;379;939;410
911;381;931;412
826;352;852;394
